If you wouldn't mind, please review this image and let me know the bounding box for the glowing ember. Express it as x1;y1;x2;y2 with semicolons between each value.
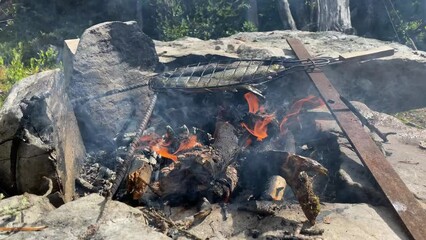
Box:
242;114;275;141
244;138;253;148
280;95;324;134
244;92;260;114
174;135;201;154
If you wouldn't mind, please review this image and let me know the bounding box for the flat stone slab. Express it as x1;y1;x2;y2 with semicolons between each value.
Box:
4;194;169;240
186;202;407;239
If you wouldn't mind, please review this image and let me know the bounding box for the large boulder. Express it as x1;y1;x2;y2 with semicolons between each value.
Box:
6;194;170;240
0;69;85;202
68;21;158;152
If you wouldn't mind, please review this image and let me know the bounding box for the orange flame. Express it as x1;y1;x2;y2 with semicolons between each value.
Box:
244;92;260;114
174;135;201;154
138;133;201;162
280;95;324;134
151;144;178;162
242;114;275;141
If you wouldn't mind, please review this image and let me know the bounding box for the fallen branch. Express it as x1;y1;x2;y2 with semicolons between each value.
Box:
0;226;47;232
42;176;53;197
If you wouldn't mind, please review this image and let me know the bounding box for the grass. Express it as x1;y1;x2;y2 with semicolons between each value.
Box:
395;110;426;129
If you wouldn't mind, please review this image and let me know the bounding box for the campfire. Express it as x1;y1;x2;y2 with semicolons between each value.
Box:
73;39;424;239
105;69;334;227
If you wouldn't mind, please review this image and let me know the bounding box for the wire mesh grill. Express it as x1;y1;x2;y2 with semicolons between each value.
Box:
149;57;332;91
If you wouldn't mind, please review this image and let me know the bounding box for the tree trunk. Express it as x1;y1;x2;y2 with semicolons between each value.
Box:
277;0;297;30
288;0;315;31
246;0;259;28
317;0;352;32
423;1;426;22
136;0;144;30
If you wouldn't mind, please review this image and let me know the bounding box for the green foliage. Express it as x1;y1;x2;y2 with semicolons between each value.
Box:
0;58;5;85
156;0;190;40
384;0;426;49
0;43;58;106
30;47;58;73
242;21;258;32
152;0;249;40
6;43;27;82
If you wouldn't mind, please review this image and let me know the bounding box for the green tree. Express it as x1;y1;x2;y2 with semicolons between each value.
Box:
149;0;250;40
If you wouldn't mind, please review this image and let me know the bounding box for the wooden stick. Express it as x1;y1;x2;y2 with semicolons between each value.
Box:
0;226;47;232
338;46;394;62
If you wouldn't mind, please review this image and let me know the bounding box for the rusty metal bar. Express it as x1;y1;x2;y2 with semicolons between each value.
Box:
109;94;158;199
287;38;426;240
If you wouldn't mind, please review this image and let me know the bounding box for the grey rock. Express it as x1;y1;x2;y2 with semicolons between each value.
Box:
185;202;407;239
0;70;85;202
236;44;284;59
314;100;426;206
349;101;426;204
63;39;79;86
310;105;384;204
7;194;169;240
0;194;55;239
69;21;158;152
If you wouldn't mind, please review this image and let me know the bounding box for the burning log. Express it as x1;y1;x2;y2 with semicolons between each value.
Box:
126;163;152;200
275;152;327;225
158;121;240;205
241;150;328;225
158;146;221;204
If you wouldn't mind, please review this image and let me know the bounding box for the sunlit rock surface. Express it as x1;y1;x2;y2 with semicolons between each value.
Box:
3;194;169;240
0;70;85;202
68;21;158;153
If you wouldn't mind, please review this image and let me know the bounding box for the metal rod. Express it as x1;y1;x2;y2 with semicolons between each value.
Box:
71;82;149;106
340;95;396;142
206;61;220;87
287;38;426;240
108;94;158;198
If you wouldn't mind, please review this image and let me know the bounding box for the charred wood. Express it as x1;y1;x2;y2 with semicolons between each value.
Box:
127;163;153;200
212;121;239;167
159;121;240;205
292;171;320;225
240;151;327;224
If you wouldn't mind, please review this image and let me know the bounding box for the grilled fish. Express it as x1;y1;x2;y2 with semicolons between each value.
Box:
149;59;287;93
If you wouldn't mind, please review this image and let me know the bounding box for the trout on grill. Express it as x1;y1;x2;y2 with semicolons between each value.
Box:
149;59;287;93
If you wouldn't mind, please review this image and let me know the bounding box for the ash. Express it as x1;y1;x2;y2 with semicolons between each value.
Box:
76;151;119;196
